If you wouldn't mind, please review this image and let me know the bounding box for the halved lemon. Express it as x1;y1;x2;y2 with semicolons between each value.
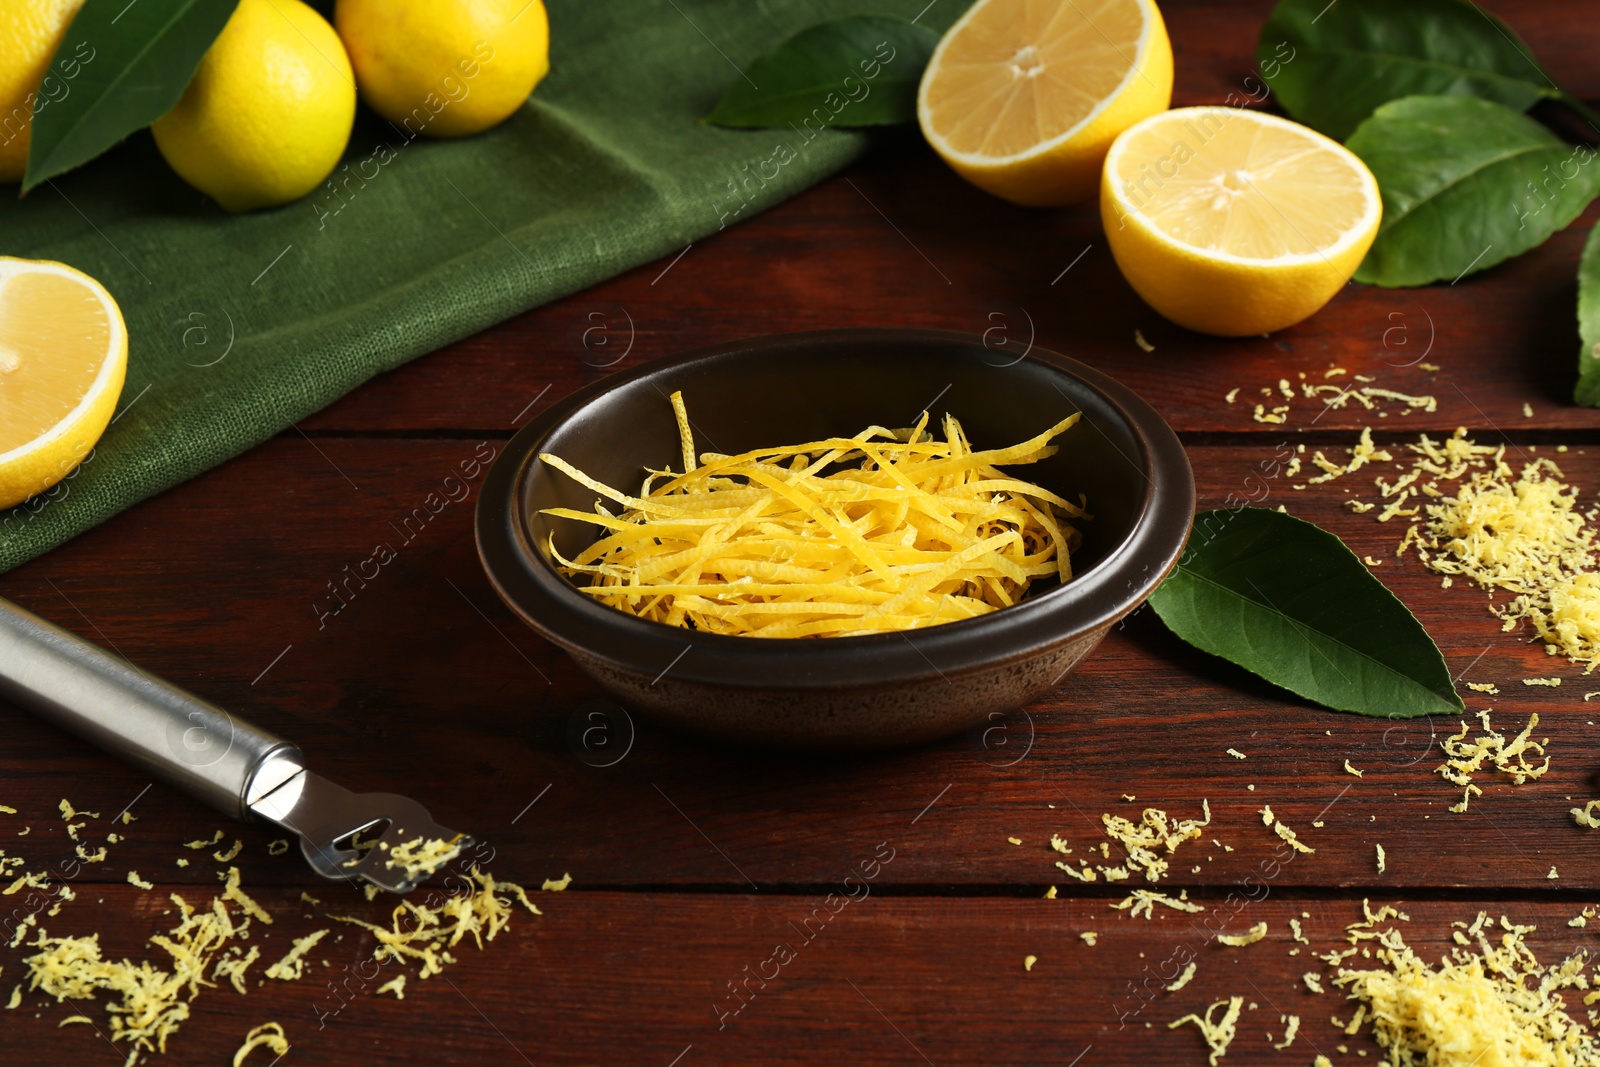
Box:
1101;106;1382;337
0;258;126;509
917;0;1172;206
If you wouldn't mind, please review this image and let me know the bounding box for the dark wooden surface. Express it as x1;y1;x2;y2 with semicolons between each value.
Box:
6;1;1600;1063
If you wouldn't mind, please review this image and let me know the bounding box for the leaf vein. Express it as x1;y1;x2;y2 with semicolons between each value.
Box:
1299;44;1557;96
1176;568;1451;703
1375;141;1565;234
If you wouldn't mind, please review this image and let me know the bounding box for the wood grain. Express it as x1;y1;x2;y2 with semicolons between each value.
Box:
294;0;1600;439
292;149;1600;437
1;888;1596;1067
4;441;1598;893
6;0;1600;1063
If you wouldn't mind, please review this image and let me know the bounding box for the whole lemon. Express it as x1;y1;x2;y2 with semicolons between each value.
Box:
151;0;355;213
335;0;549;139
0;0;88;183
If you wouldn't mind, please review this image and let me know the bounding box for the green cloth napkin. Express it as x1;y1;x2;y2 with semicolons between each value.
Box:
0;0;955;573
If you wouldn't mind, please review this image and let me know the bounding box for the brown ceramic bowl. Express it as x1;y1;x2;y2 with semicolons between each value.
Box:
476;329;1192;750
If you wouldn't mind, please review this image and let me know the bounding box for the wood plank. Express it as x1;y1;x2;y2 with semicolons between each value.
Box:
4;437;1600;890
293;0;1600;439
296;152;1600;438
7;0;1600;1061
1;887;1596;1066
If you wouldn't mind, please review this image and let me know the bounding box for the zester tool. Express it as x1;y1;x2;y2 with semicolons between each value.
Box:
0;595;470;893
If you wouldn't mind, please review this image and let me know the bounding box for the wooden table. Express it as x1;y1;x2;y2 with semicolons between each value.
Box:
5;2;1600;1063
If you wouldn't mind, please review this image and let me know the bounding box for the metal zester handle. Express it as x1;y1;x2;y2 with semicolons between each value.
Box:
0;596;299;822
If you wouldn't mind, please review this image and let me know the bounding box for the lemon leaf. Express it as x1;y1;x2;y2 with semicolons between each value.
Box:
1149;507;1462;719
1346;95;1600;288
22;0;239;192
1257;0;1582;142
1575;225;1600;407
1350;93;1600;287
705;15;939;129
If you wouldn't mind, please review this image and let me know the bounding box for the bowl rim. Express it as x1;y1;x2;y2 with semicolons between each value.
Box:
475;328;1193;689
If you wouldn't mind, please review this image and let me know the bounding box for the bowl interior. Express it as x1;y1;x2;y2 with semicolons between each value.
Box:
522;337;1149;601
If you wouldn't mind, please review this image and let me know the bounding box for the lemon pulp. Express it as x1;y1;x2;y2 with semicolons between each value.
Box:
0;258;126;509
918;0;1171;205
1101;107;1381;336
0;272;110;453
1110;109;1376;261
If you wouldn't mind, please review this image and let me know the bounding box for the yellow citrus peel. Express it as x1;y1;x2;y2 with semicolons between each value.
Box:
540;393;1086;638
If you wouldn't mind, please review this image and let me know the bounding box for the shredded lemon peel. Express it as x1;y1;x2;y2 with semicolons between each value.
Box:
540;394;1087;637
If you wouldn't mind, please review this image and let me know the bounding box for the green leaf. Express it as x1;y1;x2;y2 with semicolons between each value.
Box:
705;15;939;129
1257;0;1573;142
1149;507;1463;719
1575;225;1600;407
1346;95;1600;288
23;0;239;191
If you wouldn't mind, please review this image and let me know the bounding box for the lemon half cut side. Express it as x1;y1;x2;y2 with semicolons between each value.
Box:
0;257;126;510
1101;106;1382;337
917;0;1173;206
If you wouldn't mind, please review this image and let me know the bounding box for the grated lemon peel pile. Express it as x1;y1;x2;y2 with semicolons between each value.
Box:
540;392;1087;637
1051;800;1212;884
1164;898;1600;1065
1421;457;1600;669
1333;908;1600;1067
4;795;557;1066
330;866;542;980
383;835;466;881
23;867;269;1067
1437;710;1550;812
1329;426;1600;673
